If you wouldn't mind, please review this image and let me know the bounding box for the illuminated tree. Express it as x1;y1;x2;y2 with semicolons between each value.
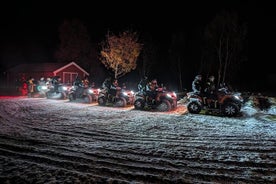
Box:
100;30;143;79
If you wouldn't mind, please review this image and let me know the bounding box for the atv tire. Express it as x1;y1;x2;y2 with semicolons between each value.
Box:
222;102;239;117
157;99;172;112
84;95;92;104
134;99;145;110
69;93;75;101
187;101;201;114
115;97;127;107
98;96;106;106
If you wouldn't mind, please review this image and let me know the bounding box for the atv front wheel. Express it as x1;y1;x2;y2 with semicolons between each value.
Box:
222;103;239;117
157;99;172;112
115;97;127;107
69;93;75;101
187;101;201;114
84;95;92;104
134;99;145;110
60;92;67;100
98;96;106;106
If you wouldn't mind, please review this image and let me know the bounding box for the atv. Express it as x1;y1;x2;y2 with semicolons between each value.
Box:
28;84;49;98
46;84;71;100
68;85;100;104
134;87;177;112
186;87;243;117
97;88;135;107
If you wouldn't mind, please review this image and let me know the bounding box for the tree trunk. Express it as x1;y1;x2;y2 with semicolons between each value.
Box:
177;57;183;91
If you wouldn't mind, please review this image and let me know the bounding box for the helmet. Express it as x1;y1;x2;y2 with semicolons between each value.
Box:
113;79;118;85
151;79;157;84
209;75;215;81
195;75;202;80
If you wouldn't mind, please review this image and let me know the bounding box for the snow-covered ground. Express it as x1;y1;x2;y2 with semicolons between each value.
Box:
0;96;275;183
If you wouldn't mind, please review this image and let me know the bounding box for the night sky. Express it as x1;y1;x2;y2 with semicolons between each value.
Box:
0;0;275;92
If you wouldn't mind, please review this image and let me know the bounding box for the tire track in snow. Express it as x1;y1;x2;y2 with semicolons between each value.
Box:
0;97;275;183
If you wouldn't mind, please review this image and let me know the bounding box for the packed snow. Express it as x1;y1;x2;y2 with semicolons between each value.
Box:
0;96;275;183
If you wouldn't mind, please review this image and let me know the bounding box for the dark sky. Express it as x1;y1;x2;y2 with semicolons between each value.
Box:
0;0;275;92
0;1;244;40
0;0;249;63
1;1;251;55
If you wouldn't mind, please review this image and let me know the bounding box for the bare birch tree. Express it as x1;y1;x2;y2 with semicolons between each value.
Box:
100;30;143;79
204;10;247;86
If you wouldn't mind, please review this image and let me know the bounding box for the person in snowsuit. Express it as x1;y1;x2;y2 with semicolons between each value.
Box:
52;76;61;93
122;83;127;90
102;77;112;92
138;76;148;94
73;76;82;87
145;79;159;103
19;75;28;96
204;75;216;97
108;79;121;102
27;77;35;97
192;75;203;94
45;77;52;88
91;82;95;88
204;75;217;107
38;77;46;86
82;76;90;88
36;77;45;90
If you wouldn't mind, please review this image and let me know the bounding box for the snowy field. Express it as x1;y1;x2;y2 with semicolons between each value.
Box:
0;96;275;183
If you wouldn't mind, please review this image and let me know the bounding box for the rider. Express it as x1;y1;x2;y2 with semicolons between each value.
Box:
82;76;90;88
102;77;112;92
37;76;46;92
138;76;148;94
204;75;216;97
45;77;52;89
204;75;217;107
192;74;203;94
27;77;35;97
52;76;61;93
109;79;121;101
145;78;159;103
38;77;46;86
122;82;127;90
74;76;82;87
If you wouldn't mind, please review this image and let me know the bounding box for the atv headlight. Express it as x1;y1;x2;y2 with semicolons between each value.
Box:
88;89;93;94
166;92;177;99
62;86;67;91
123;92;128;96
234;95;243;102
172;92;177;98
41;86;48;90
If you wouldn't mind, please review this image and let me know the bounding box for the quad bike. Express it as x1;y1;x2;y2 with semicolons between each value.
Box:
97;88;135;107
46;84;71;100
134;87;177;112
186;87;243;117
28;84;49;98
68;85;100;104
